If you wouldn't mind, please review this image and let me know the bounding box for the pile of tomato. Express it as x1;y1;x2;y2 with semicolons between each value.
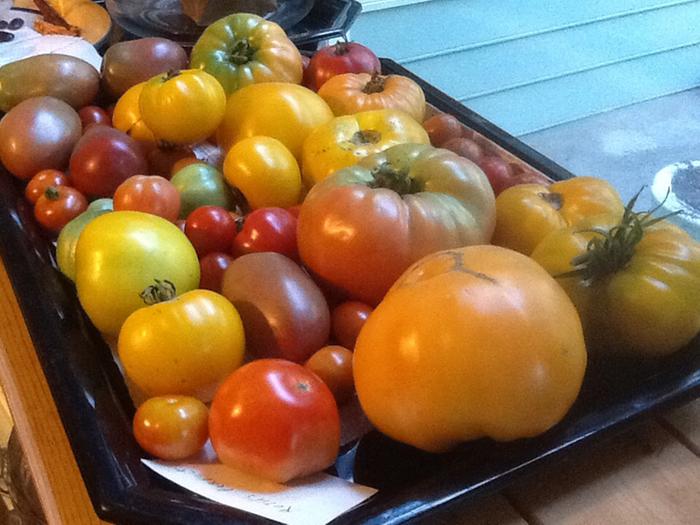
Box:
0;12;698;486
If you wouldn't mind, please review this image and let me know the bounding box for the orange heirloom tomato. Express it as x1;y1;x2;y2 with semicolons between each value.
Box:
114;175;181;222
139;69;226;145
318;72;426;122
531;201;700;357
216;82;333;160
133;396;209;460
492;176;625;255
118;287;245;402
301;109;430;187
111;82;157;147
298;143;496;306
353;245;587;452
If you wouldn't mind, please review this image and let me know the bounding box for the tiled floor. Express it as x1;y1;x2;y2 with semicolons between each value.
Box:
521;87;700;237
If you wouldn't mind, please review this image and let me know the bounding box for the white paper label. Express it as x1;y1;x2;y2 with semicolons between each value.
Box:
142;446;377;525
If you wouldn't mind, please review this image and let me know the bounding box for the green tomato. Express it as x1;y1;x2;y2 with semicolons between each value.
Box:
170;163;234;219
56;198;113;282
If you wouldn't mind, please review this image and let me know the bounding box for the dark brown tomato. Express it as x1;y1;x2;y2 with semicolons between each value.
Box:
221;252;330;363
331;300;373;350
305;345;355;405
0;97;81;180
69;125;148;198
101;38;189;100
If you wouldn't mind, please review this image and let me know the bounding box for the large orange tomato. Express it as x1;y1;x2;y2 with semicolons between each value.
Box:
353;245;587;453
297;143;496;305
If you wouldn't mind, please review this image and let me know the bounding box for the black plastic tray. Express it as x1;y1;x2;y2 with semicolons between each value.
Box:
0;60;698;525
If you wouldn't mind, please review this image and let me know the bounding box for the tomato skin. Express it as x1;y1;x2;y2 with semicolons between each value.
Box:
298;143;496;305
190;13;303;97
305;345;354;405
78;105;111;131
25;169;70;204
119;289;245;401
114;175;181;222
223;136;302;209
232;207;298;260
69;125;149;198
304;42;381;92
34;186;88;233
170;163;235;219
331;301;373;350
531;217;700;357
133;396;209;460
442;137;484;165
423;113;463;147
354;245;587;452
492;176;625;255
318;72;426;122
199;252;234;292
185;205;238;257
209;359;340;483
216;82;333;160
139;69;227;145
301;109;430;187
111;82;157;148
75;211;200;336
479;156;515;195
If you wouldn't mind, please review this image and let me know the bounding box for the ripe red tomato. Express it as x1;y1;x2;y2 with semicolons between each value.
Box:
185;205;238;257
479;156;516;195
442;137;484;165
133;396;209;460
25;169;70;204
113;175;181;222
331;300;373;349
199;252;234;292
78;105;111;131
232;207;298;260
304;41;381;92
34;186;88;233
305;345;354;405
209;359;340;483
423;113;463;146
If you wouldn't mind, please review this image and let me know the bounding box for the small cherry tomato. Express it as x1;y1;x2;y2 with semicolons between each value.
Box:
232;207;298;260
113;175;181;222
209;359;340;483
423;113;463;147
305;345;354;405
78;105;111;131
442;137;484;165
34;186;88;233
304;41;381;92
133;396;209;460
25;169;70;204
199;252;234;293
331;301;373;349
185;205;238;257
479;156;516;195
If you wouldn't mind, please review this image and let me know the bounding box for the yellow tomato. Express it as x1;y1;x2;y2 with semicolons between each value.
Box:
216;82;333;159
119;289;245;402
492;176;625;255
139;69;226;145
223;136;302;209
111;82;156;146
354;245;587;452
75;211;200;336
301;109;430;187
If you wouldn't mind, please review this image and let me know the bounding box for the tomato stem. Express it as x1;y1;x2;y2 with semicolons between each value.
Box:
368;162;422;195
333;41;350;56
164;69;181;81
229;39;255;66
139;279;177;305
363;74;386;94
350;129;382;146
44;186;60;201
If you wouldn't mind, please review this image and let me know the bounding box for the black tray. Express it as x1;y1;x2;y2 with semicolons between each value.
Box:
0;60;698;525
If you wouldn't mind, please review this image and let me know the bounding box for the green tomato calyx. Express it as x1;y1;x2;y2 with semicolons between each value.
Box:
140;279;177;305
561;187;679;282
229;39;256;66
368;162;422;195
